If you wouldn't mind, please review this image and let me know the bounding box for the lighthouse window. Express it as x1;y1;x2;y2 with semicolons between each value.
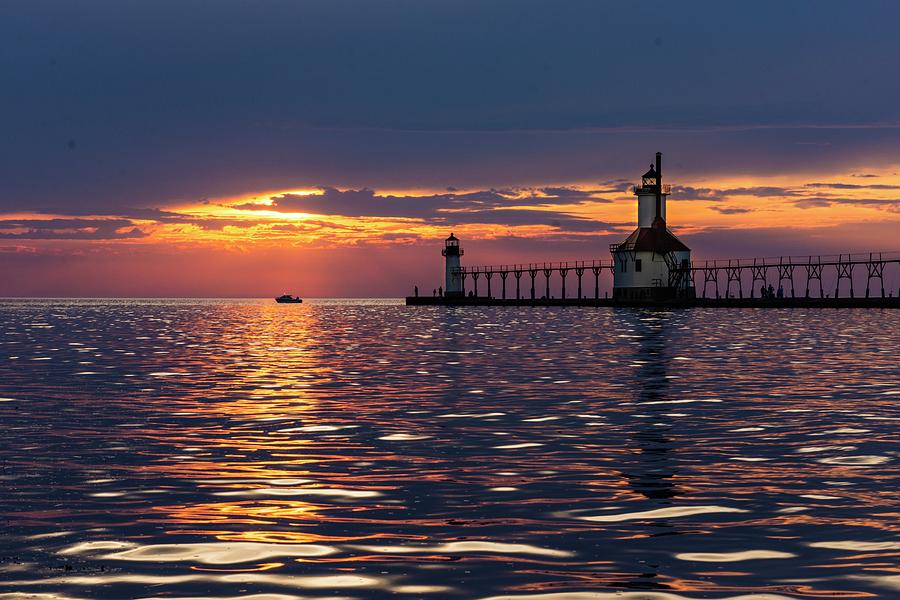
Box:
635;259;642;272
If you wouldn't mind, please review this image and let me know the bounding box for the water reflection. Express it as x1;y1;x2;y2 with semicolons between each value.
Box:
0;299;898;598
621;311;680;502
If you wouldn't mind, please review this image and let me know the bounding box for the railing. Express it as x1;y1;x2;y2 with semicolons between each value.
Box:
632;183;671;195
458;252;900;275
457;259;612;274
450;251;900;300
693;251;900;269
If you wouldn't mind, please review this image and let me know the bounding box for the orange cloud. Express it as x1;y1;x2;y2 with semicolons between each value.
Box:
3;165;900;296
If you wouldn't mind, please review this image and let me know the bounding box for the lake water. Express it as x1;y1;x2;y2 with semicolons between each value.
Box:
1;299;898;599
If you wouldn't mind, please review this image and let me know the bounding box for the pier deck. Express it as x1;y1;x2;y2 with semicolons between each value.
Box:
413;251;900;308
406;296;900;308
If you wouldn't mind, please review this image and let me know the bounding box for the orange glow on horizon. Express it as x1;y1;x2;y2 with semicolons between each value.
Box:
4;166;900;264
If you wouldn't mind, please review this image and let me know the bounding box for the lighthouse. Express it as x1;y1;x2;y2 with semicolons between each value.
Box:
611;153;694;300
442;233;464;297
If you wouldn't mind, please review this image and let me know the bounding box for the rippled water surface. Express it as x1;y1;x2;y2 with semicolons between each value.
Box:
1;298;899;600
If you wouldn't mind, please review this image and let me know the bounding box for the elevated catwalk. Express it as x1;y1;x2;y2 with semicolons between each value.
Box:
414;155;898;309
406;296;900;308
409;251;900;308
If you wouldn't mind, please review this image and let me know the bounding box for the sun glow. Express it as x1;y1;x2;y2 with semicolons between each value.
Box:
4;166;900;257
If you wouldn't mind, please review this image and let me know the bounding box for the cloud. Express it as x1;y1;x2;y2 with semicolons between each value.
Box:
793;198;834;209
442;209;616;232
0;218;146;240
234;187;615;231
667;183;900;214
683;221;900;260
805;182;900;190
791;197;900;210
710;206;754;214
267;220;359;233
239;187;600;216
539;187;617;201
4;2;900;215
672;185;801;201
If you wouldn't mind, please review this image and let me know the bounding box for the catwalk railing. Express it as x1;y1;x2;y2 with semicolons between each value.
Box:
454;252;900;300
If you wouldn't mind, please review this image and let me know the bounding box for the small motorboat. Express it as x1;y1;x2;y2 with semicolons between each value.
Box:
275;294;303;304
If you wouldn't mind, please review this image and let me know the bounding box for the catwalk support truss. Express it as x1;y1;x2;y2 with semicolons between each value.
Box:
455;252;899;300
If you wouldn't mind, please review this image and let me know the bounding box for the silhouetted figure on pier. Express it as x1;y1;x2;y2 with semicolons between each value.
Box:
414;285;419;297
768;284;775;299
777;285;784;298
438;286;443;297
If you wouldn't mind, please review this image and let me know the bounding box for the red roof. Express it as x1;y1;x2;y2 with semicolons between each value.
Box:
613;227;690;253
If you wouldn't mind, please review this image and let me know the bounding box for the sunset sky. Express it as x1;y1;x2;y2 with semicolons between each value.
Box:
2;1;900;296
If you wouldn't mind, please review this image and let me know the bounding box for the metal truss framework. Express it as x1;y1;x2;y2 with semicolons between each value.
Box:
454;252;900;300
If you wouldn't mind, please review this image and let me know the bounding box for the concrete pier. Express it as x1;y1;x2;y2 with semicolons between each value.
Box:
406;296;900;308
408;251;900;309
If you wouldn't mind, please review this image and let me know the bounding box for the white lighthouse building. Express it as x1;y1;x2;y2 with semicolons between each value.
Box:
611;153;694;300
442;233;464;297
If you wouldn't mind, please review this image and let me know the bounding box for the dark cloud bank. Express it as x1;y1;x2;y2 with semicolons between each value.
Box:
236;187;620;232
3;1;900;216
0;218;145;240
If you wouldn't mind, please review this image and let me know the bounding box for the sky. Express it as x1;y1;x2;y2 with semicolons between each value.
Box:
2;1;900;296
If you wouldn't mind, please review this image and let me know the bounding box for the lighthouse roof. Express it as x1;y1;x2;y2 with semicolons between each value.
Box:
616;226;690;253
446;232;459;242
642;165;658;179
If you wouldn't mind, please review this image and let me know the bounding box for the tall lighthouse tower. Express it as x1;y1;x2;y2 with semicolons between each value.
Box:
611;153;694;301
442;233;464;297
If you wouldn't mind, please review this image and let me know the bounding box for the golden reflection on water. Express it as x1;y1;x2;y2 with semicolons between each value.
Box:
1;299;899;598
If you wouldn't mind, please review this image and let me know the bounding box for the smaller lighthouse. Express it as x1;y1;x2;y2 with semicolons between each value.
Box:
442;233;464;297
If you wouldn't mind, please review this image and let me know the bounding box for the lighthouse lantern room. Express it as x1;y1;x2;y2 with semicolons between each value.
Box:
442;233;465;297
611;152;694;300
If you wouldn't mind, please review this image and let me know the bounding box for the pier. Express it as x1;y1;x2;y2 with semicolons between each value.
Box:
407;154;900;309
407;252;900;308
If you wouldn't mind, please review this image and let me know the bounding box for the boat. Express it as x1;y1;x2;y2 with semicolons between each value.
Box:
275;294;303;304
